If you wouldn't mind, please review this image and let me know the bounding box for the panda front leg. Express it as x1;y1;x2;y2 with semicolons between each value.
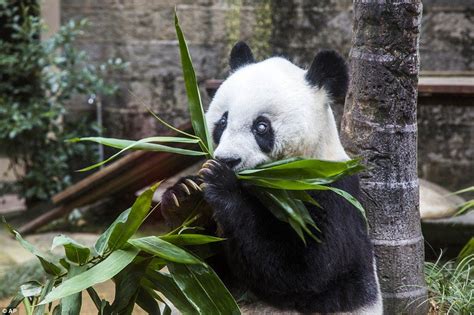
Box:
199;160;297;274
199;160;330;308
160;175;205;228
198;159;248;233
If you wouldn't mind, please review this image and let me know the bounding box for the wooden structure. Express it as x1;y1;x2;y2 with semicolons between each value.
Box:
418;76;474;95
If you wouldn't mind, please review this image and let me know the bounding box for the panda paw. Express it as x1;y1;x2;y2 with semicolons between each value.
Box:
198;159;238;193
160;175;203;228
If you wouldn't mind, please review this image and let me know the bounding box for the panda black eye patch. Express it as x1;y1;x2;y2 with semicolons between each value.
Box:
252;116;274;153
212;111;228;145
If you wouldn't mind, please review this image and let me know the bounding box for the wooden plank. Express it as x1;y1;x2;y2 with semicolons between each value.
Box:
53;123;194;205
205;76;474;96
418;77;474;95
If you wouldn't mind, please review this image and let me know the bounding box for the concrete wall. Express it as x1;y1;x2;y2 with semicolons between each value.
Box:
61;0;258;139
270;0;474;71
60;0;474;191
417;95;474;192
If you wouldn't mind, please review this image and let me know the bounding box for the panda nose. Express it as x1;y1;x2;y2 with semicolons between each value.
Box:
216;157;241;169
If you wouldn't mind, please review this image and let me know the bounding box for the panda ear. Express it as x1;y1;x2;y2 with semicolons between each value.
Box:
229;41;255;71
305;50;349;98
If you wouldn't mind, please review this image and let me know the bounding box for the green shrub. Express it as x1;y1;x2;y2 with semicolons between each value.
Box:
424;245;473;314
0;1;125;204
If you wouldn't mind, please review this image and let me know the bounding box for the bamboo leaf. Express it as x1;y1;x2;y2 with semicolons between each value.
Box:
129;236;201;265
40;247;139;305
450;186;474;195
239;157;363;180
20;281;42;298
76;137;206;172
175;11;213;156
60;265;85;315
107;183;160;251
287;190;321;208
95;209;129;256
325;186;367;222
136;287;161;315
159;234;225;246
110;258;150;314
264;190;305;226
95;182;160;255
7;291;24;310
69;136;200;146
455;200;474;216
33;279;54;315
457;237;474;264
143;270;197;314
168;262;240;315
287;197;321;233
239;177;334;190
288;218;306;246
250;188;289;223
262;189;320;243
52;235;90;265
2;218;63;276
163;304;172;315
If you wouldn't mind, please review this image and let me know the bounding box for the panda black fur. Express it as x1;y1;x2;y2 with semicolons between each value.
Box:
161;42;382;314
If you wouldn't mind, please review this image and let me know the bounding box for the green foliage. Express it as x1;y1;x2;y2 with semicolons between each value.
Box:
451;186;474;216
175;11;214;156
424;251;473;314
3;183;239;314
3;217;63;276
458;237;474;265
0;2;125;203
70;136;206;171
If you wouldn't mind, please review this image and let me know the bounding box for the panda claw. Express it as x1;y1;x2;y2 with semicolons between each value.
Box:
185;179;201;191
171;193;180;207
207;159;220;168
198;167;213;177
180;183;191;195
201;160;213;170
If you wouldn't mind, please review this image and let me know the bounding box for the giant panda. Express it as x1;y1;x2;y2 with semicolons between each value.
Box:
161;42;382;314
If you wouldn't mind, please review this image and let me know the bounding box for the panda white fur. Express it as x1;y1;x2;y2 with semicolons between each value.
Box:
161;42;382;314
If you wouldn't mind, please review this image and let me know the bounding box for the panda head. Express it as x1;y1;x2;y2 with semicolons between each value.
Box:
206;42;350;171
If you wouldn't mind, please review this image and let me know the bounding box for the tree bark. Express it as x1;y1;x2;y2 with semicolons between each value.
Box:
341;0;427;313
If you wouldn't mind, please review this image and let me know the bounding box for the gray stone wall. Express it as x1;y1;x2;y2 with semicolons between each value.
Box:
61;0;258;139
271;0;474;71
417;96;474;192
61;0;473;191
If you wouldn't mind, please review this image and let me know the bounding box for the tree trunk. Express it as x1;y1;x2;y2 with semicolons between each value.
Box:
341;0;427;313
